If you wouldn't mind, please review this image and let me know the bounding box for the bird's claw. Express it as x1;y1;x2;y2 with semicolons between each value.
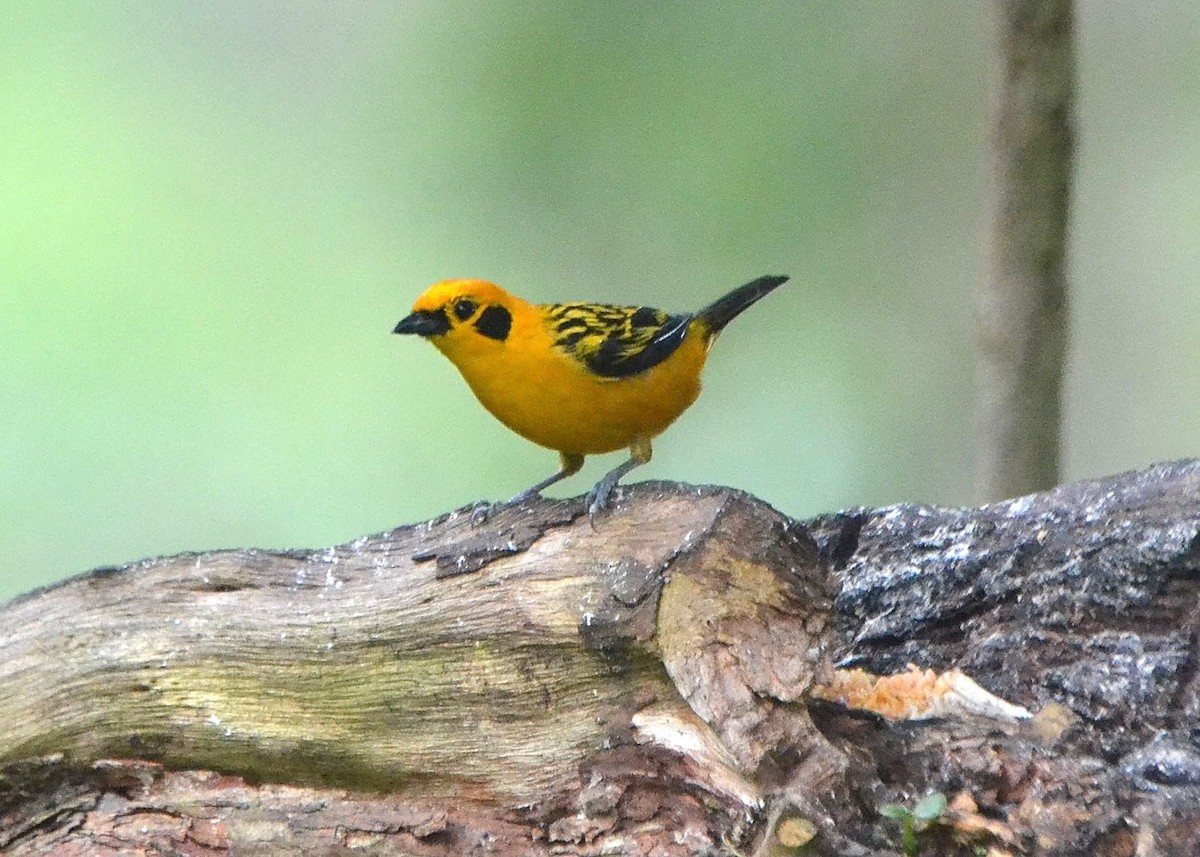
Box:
470;488;543;527
506;487;540;506
469;501;494;526
584;481;619;527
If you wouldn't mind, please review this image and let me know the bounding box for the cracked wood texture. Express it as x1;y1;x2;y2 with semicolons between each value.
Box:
0;484;834;856
3;462;1200;856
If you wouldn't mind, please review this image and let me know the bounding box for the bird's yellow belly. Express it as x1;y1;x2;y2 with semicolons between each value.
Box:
459;335;708;455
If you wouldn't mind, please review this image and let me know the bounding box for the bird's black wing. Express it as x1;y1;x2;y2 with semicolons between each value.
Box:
545;303;692;379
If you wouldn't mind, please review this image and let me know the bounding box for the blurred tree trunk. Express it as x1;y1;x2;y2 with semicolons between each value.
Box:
976;0;1075;502
3;464;1200;855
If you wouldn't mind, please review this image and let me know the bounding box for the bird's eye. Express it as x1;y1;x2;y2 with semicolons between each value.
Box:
453;299;477;321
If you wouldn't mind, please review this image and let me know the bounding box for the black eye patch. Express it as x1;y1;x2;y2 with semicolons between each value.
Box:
473;304;512;341
453;299;477;321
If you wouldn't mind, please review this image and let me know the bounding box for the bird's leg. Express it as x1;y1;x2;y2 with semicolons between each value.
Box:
586;438;652;523
471;452;585;525
509;451;586;504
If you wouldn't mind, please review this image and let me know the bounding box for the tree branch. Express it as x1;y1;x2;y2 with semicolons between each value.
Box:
976;0;1075;501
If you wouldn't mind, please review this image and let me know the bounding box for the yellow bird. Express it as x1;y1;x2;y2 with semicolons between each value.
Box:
394;275;788;517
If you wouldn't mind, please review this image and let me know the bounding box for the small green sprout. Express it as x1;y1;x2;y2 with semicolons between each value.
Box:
879;792;947;856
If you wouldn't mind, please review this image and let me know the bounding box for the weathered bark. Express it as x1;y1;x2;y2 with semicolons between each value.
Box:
976;0;1075;501
812;458;1200;855
0;486;836;855
2;462;1199;855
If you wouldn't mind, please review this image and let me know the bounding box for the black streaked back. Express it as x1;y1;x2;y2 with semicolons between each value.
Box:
545;303;691;379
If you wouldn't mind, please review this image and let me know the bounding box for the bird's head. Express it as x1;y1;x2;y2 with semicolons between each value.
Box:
394;278;517;342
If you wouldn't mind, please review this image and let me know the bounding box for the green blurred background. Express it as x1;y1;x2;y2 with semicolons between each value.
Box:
2;3;1197;602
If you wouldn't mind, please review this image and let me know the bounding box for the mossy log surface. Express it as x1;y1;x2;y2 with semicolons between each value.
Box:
2;462;1200;856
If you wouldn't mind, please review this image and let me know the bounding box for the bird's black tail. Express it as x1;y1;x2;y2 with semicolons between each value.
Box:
695;275;789;335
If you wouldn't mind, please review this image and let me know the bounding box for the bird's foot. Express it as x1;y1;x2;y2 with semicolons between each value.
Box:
506;486;542;506
584;454;642;527
468;501;495;526
471;487;545;526
584;477;622;527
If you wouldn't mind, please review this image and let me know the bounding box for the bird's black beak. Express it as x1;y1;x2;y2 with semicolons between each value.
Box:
393;309;450;337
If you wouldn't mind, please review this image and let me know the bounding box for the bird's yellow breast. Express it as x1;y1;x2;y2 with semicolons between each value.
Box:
432;303;709;456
